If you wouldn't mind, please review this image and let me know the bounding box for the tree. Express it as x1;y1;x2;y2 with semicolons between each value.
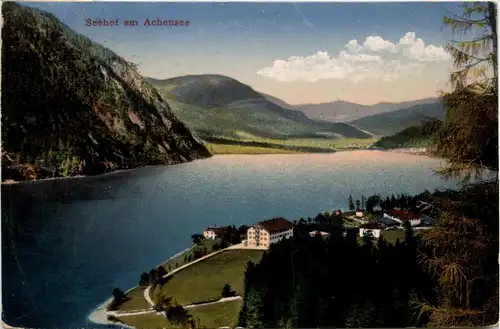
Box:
154;292;172;312
348;195;355;211
361;196;366;209
139;272;150;286
390;195;397;207
108;287;128;310
436;2;498;180
245;288;265;328
191;234;205;244
166;305;192;326
221;284;235;298
112;288;126;302
365;195;381;213
410;4;499;327
355;199;361;209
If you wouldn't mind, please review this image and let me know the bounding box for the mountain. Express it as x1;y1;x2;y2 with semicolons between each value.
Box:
1;2;210;182
371;122;442;149
295;98;439;123
259;92;296;109
349;102;446;136
145;75;371;140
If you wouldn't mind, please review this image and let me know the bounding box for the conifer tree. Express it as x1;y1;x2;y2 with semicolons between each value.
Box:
348;195;355;211
436;2;498;180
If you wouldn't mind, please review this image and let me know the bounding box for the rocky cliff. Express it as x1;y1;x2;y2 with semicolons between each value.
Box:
1;2;211;182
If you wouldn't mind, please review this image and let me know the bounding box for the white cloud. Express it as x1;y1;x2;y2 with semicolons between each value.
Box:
257;32;450;83
345;40;362;53
398;32;451;62
362;36;398;53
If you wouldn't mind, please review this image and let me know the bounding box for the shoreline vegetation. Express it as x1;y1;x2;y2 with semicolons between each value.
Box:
89;190;447;329
1;147;431;186
88;245;198;327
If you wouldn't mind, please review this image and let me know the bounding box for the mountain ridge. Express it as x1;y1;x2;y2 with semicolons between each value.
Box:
2;2;210;182
348;102;445;136
145;75;372;140
294;97;440;123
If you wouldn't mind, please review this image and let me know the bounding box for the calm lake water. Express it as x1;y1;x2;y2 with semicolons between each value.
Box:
2;151;463;328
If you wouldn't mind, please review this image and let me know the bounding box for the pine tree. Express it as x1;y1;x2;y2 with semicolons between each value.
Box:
412;4;499;327
436;2;498;180
348;195;355;211
245;288;265;328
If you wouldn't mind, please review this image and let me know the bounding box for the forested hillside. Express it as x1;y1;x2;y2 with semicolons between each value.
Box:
1;2;210;182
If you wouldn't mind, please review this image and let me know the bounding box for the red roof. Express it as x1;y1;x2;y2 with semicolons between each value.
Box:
204;226;229;234
255;217;295;234
385;209;419;220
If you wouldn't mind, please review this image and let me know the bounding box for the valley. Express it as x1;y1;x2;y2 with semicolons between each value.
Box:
146;75;443;155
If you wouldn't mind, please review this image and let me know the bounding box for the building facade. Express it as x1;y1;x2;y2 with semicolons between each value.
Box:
309;230;331;238
246;217;294;249
203;226;227;239
359;222;384;238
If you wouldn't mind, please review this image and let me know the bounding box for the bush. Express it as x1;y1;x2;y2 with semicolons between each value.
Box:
107;315;124;324
220;240;230;249
221;284;236;298
139;272;150;286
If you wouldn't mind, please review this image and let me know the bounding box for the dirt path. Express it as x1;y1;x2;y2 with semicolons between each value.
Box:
110;296;243;317
183;296;242;309
93;242;263;322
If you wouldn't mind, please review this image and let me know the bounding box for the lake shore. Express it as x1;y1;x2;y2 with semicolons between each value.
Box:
385;147;430;156
87;244;195;327
4;147;440;186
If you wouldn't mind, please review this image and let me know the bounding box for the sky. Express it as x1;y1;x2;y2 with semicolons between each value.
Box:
24;2;468;105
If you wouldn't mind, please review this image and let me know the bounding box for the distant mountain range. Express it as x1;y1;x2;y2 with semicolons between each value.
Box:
294;98;440;123
148;74;445;139
348;102;446;136
146;75;372;140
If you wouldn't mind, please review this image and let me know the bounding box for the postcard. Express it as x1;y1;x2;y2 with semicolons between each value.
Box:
2;1;498;329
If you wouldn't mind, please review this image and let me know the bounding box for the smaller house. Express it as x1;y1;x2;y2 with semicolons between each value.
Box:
334;209;342;215
203;226;228;239
359;222;384;238
355;208;364;218
309;230;330;238
383;209;421;227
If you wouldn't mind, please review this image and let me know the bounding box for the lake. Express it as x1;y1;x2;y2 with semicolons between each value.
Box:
2;151;463;328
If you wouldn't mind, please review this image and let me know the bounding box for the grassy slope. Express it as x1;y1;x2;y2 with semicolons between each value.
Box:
372;124;440;149
149;77;372;141
117;286;151;312
160;239;221;271
349;102;445;136
115;313;182;329
116;250;262;329
116;300;242;329
189;299;243;328
161;249;264;305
